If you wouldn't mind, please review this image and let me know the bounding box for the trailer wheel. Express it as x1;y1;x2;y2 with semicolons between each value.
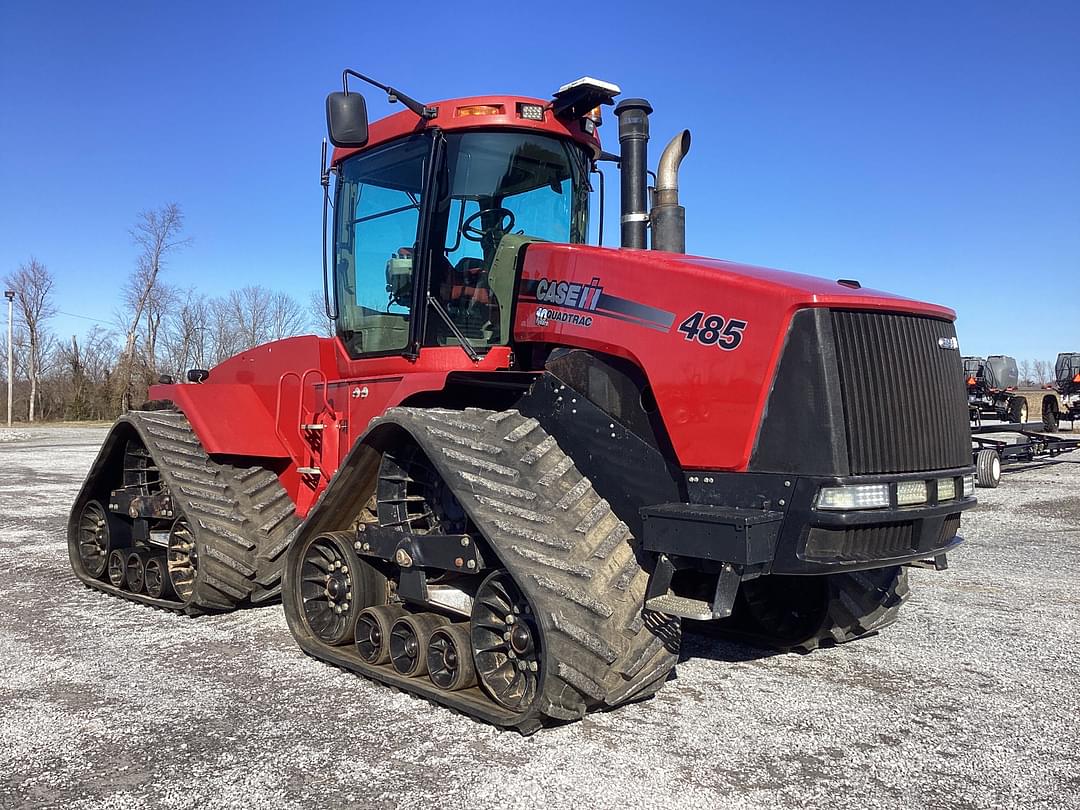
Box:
976;448;1001;488
1008;397;1027;424
1043;403;1059;432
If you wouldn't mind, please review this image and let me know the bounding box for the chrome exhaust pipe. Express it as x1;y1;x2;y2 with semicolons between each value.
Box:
651;130;691;253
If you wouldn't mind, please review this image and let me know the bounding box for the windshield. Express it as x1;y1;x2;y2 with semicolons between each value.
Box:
333;128;590;358
432;130;590;349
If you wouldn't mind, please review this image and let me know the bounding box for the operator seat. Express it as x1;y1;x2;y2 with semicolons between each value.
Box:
444;256;500;341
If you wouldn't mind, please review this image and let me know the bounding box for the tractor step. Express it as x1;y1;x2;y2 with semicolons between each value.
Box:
301;424;325;431
297;466;322;476
645;593;713;621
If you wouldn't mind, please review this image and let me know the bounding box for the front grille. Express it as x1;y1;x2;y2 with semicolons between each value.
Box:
803;513;962;563
832;311;970;474
804;523;915;562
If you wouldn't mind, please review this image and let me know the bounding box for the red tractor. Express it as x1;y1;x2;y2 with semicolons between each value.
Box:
69;71;975;732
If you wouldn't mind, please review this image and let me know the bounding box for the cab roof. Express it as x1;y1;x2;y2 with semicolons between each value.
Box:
330;95;603;166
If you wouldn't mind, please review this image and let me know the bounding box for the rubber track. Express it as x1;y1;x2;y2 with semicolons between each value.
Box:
69;410;300;614
725;566;912;654
366;407;681;725
803;566;911;652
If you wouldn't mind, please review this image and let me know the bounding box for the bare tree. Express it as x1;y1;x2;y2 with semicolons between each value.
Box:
1033;359;1050;386
1019;359;1034;387
118;204;190;411
308;290;335;337
224;286;307;353
4;258;57;421
160;290;211;378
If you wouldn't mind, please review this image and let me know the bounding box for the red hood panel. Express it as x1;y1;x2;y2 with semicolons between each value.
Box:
515;243;956;470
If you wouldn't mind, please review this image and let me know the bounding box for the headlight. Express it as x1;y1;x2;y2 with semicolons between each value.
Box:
896;480;928;506
937;477;957;501
816;484;891;511
962;474;976;497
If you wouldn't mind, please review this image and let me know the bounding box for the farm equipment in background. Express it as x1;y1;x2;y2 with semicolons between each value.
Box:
1037;353;1080;432
970;423;1080;487
964;355;1029;425
67;70;976;732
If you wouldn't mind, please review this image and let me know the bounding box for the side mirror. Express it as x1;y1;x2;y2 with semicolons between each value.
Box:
326;92;369;148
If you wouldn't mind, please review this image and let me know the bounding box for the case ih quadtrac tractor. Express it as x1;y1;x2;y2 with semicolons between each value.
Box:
69;71;975;732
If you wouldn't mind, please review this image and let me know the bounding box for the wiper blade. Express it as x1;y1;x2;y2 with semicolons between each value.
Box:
426;294;480;362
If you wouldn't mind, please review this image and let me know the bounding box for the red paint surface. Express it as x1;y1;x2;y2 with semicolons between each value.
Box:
514;243;956;471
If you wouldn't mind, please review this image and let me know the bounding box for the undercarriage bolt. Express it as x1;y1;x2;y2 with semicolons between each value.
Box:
518;660;527;671
355;542;363;552
506;614;515;624
529;661;538;672
454;557;464;568
466;560;476;570
346;592;352;601
503;631;512;641
395;549;413;567
341;566;348;574
460;537;469;547
508;650;516;659
341;602;349;612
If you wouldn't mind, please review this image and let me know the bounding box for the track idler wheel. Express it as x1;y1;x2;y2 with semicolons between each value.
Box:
107;549;128;589
144;556;173;599
428;623;477;691
126;551;150;594
390;613;450;677
167;518;198;601
297;532;387;646
355;604;407;665
76;500;116;579
471;571;541;711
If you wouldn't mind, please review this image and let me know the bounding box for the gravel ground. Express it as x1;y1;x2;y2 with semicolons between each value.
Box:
1;425;1078;810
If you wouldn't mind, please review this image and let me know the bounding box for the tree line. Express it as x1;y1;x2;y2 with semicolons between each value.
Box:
1;204;331;423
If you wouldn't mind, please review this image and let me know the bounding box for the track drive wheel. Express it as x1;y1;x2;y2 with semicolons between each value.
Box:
976;448;1002;488
472;571;542;711
735;567;910;652
75;500;116;579
167;518;198;602
296;532;387;646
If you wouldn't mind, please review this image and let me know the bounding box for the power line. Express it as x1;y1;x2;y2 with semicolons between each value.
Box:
56;310;113;325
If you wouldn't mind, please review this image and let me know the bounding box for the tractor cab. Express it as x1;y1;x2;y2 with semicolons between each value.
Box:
1056;352;1080;394
324;75;614;363
331;127;591;358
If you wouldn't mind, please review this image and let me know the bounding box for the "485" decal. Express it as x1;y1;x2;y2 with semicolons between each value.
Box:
677;311;747;350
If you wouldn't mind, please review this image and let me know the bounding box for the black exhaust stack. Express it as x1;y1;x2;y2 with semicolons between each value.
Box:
614;98;652;249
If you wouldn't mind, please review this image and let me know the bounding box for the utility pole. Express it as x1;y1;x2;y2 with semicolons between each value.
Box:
4;289;14;427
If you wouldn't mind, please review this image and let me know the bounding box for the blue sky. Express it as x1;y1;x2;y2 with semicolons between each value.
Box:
1;1;1077;361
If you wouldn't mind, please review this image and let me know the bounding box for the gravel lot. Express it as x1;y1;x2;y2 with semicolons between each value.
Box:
1;425;1078;810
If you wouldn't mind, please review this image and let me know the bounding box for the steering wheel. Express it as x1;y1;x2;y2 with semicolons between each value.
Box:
461;207;516;243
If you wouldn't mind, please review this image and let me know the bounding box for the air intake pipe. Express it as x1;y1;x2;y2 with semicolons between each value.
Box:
614;98;653;249
651;130;691;253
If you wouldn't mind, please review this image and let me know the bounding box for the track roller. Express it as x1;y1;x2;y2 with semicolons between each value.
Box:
144;557;173;599
355;605;407;665
428;623;477;691
106;549;128;589
126;551;150;594
390;613;450;677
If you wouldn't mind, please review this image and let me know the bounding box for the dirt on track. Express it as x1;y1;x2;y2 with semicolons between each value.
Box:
1;425;1079;810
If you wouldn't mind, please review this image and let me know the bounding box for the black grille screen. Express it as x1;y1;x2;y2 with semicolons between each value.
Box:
832;311;970;474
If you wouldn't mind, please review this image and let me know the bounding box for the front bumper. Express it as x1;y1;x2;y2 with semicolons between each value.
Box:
642;466;975;576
